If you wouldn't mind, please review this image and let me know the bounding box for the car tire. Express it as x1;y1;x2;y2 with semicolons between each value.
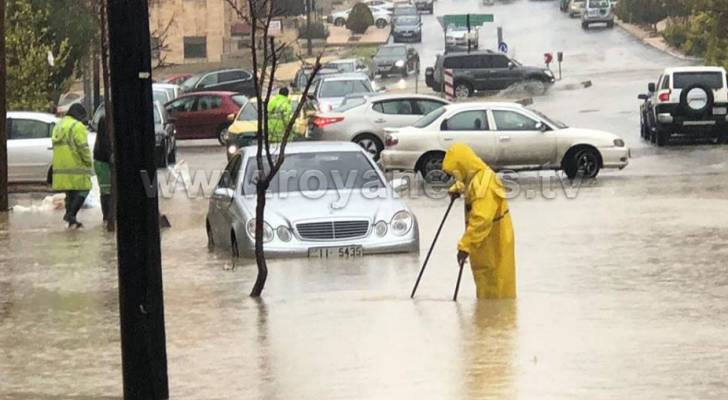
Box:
564;147;601;180
156;141;169;169
640;119;648;140
376;19;387;29
607;21;614;28
207;220;215;251
524;79;547;95
454;81;472;98
581;21;589;30
354;133;384;160
231;231;240;258
655;128;668;147
418;152;448;184
167;143;177;165
217;125;229;146
679;83;714;117
334;18;346;26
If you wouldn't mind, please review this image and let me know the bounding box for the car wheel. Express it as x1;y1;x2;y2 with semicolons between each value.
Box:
607;21;614;28
207;220;215;251
655;128;668;147
156;141;169;169
217;126;229;146
564;147;601;180
376;19;387;28
640;120;647;140
354;134;384;160
454;81;472;98
524;79;547;95
167;143;177;165
418;152;448;183
334;17;346;26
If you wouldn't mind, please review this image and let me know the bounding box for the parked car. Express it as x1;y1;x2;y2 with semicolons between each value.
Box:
6;112;96;183
329;5;391;29
425;50;555;98
153;83;182;100
323;58;374;79
568;0;586;17
381;102;629;181
413;0;434;14
639;66;728;146
445;25;479;50
392;14;422;43
153;88;173;105
363;0;395;12
559;0;570;12
162;73;193;86
311;73;376;112
373;44;420;77
308;94;449;160
393;3;418;16
180;69;256;97
206;142;419;258
165;91;246;144
224;95;319;160
291;66;341;93
582;0;614;29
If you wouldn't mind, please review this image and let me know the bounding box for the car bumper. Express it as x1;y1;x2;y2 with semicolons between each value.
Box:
393;32;422;42
599;146;630;169
414;3;433;10
238;229;420;258
655;112;728;133
380;149;421;172
307;126;353;142
375;64;407;74
583;15;614;23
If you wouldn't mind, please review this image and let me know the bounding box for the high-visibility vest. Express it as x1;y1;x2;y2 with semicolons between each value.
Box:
51;116;93;191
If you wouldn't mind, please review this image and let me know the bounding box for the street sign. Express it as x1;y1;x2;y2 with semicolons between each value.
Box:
498;41;508;53
441;14;494;29
268;20;282;37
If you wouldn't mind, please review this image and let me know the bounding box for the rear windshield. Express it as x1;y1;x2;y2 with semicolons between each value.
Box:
414;107;446;128
320;80;373;98
673;72;724;90
231;95;247;107
336;97;367;112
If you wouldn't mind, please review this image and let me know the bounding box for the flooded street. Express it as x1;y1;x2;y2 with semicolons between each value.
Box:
3;0;728;399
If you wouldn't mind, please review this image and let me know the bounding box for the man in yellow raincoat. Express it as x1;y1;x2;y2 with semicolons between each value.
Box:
442;143;516;299
267;87;293;142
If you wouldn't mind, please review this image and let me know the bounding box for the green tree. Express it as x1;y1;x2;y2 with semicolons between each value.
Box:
5;0;71;111
346;3;373;34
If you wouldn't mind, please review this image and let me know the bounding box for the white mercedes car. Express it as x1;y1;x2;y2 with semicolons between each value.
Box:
381;102;630;181
6;112;60;183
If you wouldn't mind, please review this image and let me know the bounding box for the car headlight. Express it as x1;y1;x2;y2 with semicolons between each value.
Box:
374;221;388;237
246;219;274;243
390;211;413;236
276;226;292;242
228;145;238;155
395;60;405;68
613;139;625;147
544;69;554;77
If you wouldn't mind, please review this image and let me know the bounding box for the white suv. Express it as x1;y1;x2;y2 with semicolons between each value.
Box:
639;66;728;146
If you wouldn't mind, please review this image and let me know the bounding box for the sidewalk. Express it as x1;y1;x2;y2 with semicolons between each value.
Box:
615;19;700;62
326;25;390;46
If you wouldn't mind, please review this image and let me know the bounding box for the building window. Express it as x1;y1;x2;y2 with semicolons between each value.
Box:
183;36;207;59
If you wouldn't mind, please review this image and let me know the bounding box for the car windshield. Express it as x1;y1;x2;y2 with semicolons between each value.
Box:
377;46;406;58
673;72;724;90
231;95;246;107
180;74;201;90
153;90;169;104
589;0;610;7
241;151;384;194
530;109;568;129
335;97;367;112
395;16;419;24
327;62;355;72
414;107;446;128
320;80;373;98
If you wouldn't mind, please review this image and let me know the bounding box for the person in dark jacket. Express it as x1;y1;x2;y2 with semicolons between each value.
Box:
93;109;112;224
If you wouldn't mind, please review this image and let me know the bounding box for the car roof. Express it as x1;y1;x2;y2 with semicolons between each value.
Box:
328;58;357;64
242;141;364;155
363;93;449;102
178;91;239;97
153;83;180;89
664;66;727;74
7;111;58;123
443;102;526;111
318;72;370;81
442;49;497;57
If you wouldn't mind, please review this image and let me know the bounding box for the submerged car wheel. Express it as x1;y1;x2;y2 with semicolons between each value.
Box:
231;231;240;258
354;134;383;160
334;17;346;26
419;152;449;183
376;19;387;28
217;126;229;146
524;79;547;95
454;81;472;98
564;147;601;180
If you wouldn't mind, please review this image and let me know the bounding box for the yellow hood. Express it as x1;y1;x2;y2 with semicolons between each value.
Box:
442;143;490;183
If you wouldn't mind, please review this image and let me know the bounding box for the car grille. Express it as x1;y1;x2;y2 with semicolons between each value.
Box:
296;220;369;241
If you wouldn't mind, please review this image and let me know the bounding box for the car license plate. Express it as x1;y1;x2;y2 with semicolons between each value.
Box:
713;107;727;115
308;246;363;258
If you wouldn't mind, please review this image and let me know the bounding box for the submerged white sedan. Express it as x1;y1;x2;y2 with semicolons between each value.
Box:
381;102;630;181
7;112;58;183
206;142;419;258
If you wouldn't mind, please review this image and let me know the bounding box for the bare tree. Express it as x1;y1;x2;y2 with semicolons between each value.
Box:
224;0;323;297
0;0;7;212
150;15;174;68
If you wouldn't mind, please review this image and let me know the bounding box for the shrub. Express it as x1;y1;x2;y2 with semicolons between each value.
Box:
662;22;688;50
299;22;329;39
346;3;374;35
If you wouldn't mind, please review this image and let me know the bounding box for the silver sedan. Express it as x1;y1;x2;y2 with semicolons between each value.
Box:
206;142;420;258
308;94;449;160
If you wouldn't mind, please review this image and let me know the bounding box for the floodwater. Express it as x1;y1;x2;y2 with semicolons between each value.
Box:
3;0;728;398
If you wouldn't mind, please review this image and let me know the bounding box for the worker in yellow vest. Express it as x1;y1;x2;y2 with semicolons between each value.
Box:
267;87;293;143
51;104;93;228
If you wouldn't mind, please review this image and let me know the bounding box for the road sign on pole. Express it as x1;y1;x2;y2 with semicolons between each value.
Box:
441;14;494;28
498;41;508;53
443;69;455;101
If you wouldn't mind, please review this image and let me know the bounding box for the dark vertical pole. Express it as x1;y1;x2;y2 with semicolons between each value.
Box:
306;0;312;56
466;14;471;54
93;45;101;110
106;1;169;399
0;0;7;212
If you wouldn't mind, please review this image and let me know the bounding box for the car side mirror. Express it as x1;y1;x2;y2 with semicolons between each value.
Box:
508;62;515;70
440;119;448;130
227;113;236;123
213;187;234;199
638;94;649;100
535;121;547;132
648;82;656;92
389;178;409;193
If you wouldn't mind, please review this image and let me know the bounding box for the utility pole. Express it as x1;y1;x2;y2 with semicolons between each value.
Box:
306;0;313;56
106;1;169;399
0;0;7;212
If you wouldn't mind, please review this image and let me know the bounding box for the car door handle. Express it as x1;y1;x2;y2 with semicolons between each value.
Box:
499;136;511;142
374;119;386;123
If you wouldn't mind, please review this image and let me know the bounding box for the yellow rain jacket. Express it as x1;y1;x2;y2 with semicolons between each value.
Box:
51;116;93;191
267;94;293;143
443;143;516;299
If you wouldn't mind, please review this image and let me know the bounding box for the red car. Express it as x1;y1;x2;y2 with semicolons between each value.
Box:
162;73;193;86
165;91;245;144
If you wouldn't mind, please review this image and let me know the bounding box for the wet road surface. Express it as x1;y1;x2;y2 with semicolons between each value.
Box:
2;0;728;398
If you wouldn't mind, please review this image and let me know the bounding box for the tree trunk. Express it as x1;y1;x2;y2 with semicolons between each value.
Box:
0;0;7;212
100;0;116;232
250;181;269;297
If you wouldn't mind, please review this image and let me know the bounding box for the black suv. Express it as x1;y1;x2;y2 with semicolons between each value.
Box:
425;50;555;98
180;69;256;97
639;67;728;146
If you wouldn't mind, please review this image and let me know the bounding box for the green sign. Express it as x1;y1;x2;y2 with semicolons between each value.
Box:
442;14;494;28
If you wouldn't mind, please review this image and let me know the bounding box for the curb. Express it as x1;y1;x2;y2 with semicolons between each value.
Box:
615;19;701;62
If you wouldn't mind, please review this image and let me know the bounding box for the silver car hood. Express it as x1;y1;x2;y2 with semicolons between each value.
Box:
241;189;407;227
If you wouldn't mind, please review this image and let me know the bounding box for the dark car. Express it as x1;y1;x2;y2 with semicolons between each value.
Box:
425;50;555;98
413;0;434;13
392;15;422;43
373;44;420;78
165;91;246;145
393;3;418;16
180;69;255;97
